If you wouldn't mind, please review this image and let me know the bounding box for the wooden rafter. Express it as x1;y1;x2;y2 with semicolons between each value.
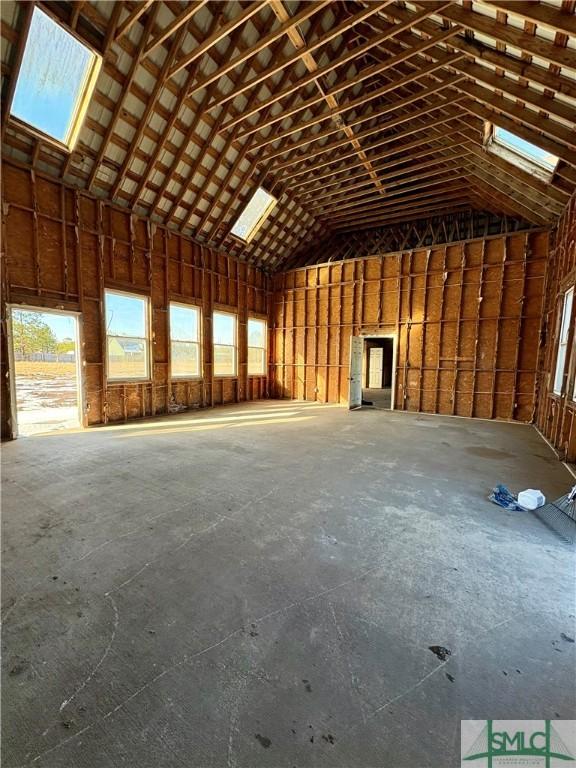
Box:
484;1;576;37
111;25;188;200
187;0;332;99
419;2;576;70
205;1;394;113
167;1;269;80
143;1;209;58
375;6;576;99
235;47;465;143
269;0;386;196
88;3;160;190
217;3;455;132
292;138;466;195
115;0;154;41
254;78;466;162
1;0;575;272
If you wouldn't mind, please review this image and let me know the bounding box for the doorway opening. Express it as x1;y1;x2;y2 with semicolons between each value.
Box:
348;334;396;410
8;306;82;436
363;336;395;409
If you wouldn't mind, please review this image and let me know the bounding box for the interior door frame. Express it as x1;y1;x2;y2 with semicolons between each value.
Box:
6;304;84;438
348;334;364;409
360;333;397;410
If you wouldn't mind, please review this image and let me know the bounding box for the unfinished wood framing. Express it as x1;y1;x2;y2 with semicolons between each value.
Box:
0;162;269;438
272;232;549;422
1;0;574;270
536;192;576;461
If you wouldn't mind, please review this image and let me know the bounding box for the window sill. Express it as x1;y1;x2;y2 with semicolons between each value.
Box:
107;378;152;385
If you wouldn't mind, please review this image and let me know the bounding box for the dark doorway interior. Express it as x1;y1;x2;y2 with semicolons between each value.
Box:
363;337;394;409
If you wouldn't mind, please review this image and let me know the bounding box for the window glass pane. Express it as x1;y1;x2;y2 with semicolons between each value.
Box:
553;288;574;395
107;336;147;380
213;312;236;345
554;345;567;394
248;347;266;375
560;288;573;343
105;292;146;337
248;318;266;348
171;341;199;377
170;304;198;342
214;345;236;376
493;126;558;172
11;7;96;145
231;187;277;242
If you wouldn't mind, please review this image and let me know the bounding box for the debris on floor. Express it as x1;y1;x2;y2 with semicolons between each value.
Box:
488;484;523;511
428;646;452;661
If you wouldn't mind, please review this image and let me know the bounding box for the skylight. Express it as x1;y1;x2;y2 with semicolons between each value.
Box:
230;187;277;243
486;123;558;178
10;7;101;150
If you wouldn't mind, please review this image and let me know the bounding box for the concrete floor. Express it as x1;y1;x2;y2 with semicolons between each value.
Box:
2;401;575;768
363;387;392;409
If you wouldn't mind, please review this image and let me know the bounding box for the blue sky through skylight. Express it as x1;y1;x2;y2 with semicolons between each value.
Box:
11;7;94;144
230;187;277;242
494;126;558;172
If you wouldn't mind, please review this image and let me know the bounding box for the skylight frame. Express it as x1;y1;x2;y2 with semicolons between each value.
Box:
484;122;559;181
229;187;278;245
9;6;102;152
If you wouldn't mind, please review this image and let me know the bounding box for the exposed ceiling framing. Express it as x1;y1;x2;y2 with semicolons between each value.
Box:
1;0;575;272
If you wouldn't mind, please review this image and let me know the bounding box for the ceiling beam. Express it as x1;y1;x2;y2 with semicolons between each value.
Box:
456;82;576;150
357;11;576;125
115;0;154;41
205;1;394;113
167;1;268;80
464;170;552;224
236;50;465;144
327;192;473;226
111;24;188;200
269;0;386;196
217;6;458;132
418;2;576;71
451;61;576;127
143;1;209;59
330;204;474;234
292;137;466;194
298;149;463;202
308;164;466;214
255;78;465;162
187;0;331;99
88;3;160;191
319;182;470;220
268;108;463;174
377;5;576;99
483;1;576;38
456;133;570;205
129;8;225;210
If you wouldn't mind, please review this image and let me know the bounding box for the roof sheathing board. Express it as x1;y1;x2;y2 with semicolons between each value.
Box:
0;0;574;270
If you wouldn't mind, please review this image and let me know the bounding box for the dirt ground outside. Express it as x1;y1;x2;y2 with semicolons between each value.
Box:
13;360;80;435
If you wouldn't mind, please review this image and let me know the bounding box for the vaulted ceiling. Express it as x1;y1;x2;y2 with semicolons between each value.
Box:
1;0;575;271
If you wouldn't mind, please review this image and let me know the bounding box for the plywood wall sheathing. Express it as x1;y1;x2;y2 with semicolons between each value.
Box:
0;161;270;438
536;193;576;461
272;233;549;422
